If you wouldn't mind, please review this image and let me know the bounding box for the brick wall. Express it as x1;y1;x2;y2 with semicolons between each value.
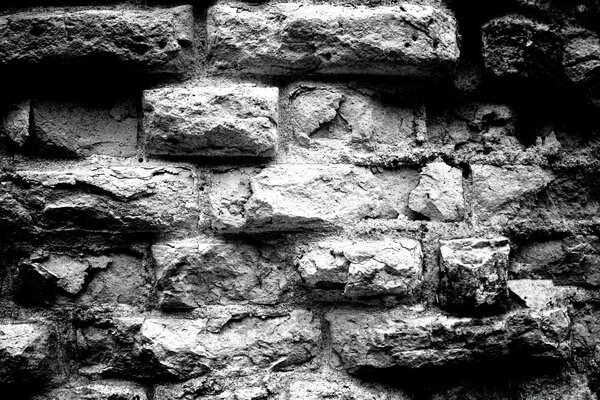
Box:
0;0;600;399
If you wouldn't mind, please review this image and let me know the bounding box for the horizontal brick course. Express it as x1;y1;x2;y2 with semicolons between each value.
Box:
207;3;459;76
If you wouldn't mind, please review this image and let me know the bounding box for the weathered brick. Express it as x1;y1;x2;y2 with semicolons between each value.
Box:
152;237;292;309
511;236;600;288
207;3;459;76
327;306;571;374
0;99;29;147
287;375;411;400
439;237;510;311
408;159;465;221
144;81;278;158
279;82;424;164
0;162;200;233
563;26;600;106
0;322;56;385
209;165;419;233
471;164;554;225
32;381;148;400
482;16;562;80
77;310;320;379
298;237;422;298
425;102;519;160
0;6;193;74
508;279;580;310
32;96;138;157
14;248;152;308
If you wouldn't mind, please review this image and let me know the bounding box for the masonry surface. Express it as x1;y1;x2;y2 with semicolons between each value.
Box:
0;0;600;399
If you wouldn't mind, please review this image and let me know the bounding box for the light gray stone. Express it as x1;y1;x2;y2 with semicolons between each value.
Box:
563;26;600;106
327;306;571;374
281;83;424;164
439;237;510;310
287;375;411;400
471;164;554;225
408;159;465;221
0;162;200;233
78;311;320;379
0;6;193;74
0;322;56;385
0;99;30;147
152;237;291;309
508;279;581;310
33;380;148;400
144;81;278;158
209;165;418;233
207;3;459;76
298;238;423;298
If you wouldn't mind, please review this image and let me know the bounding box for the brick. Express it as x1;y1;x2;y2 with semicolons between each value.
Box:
511;236;600;288
0;6;193;74
32;96;138;157
77;310;320;379
0;162;199;233
0;322;56;385
563;26;600;106
482;16;562;81
439;237;510;311
280;82;424;164
207;3;459;77
144;81;278;158
209;165;419;233
152;237;291;309
471;164;554;225
508;279;580;310
287;375;411;400
327;306;570;374
298;237;422;298
408;159;465;221
0;99;30;147
32;381;148;400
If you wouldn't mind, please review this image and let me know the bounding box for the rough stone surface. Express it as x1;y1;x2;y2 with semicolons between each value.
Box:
207;3;459;76
426;373;596;400
471;165;554;225
0;322;56;385
0;6;194;74
508;279;579;310
77;310;320;379
563;27;600;106
297;237;423;298
209;165;418;233
425;102;519;160
144;81;278;158
439;237;510;311
32;97;138;157
482;16;563;80
408;159;465;221
0;162;200;233
287;376;410;400
511;236;600;288
280;82;424;164
152;237;291;309
153;373;410;400
33;381;148;400
0;99;30;147
23;253;110;295
1;0;600;397
328;306;571;374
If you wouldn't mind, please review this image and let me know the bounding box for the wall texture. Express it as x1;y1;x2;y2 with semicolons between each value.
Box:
1;0;600;399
